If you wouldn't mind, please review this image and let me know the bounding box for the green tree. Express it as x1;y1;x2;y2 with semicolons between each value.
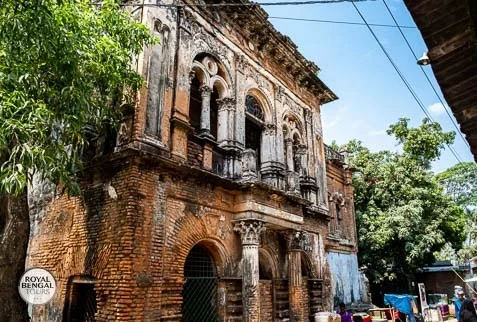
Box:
345;118;466;303
0;1;155;320
435;162;477;261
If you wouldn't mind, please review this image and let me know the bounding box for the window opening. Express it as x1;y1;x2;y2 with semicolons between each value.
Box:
189;76;202;132
246;95;264;121
210;87;219;139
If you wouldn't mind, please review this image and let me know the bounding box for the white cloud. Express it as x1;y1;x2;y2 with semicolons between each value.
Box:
427;102;446;116
322;105;348;132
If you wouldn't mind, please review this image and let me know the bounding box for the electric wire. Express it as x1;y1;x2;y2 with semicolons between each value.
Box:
269;16;416;29
106;0;374;8
382;0;471;150
350;1;463;163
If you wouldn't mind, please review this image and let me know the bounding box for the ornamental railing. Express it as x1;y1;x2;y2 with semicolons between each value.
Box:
324;144;345;163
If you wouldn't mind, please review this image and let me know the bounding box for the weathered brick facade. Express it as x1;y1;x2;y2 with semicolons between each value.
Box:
26;1;361;321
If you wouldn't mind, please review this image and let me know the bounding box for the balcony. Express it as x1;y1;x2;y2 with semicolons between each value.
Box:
324;144;345;164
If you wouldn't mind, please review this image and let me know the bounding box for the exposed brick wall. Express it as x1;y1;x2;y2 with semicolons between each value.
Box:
260;281;273;322
302;280;311;322
326;161;357;255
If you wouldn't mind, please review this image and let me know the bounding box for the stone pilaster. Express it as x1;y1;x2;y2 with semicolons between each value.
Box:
234;221;266;322
287;231;305;322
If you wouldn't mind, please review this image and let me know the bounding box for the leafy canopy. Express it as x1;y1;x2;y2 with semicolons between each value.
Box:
0;0;156;194
345;118;465;294
435;162;477;261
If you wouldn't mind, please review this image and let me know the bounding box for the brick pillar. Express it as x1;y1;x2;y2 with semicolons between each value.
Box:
288;231;304;322
234;220;266;322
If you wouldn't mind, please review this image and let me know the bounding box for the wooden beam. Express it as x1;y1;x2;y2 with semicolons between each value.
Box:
429;29;475;61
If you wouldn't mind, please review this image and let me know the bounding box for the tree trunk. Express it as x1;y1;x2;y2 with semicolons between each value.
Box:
0;192;30;322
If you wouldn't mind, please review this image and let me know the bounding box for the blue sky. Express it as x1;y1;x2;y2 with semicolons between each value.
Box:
257;0;474;173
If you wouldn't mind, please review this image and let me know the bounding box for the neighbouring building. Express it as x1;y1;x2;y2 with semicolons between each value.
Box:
416;260;469;302
26;1;363;321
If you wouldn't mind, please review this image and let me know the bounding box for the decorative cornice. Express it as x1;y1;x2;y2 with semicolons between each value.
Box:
184;1;337;103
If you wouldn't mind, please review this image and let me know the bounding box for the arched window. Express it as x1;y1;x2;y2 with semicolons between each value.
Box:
283;114;304;173
246;95;264;121
245;95;264;174
186;54;231;174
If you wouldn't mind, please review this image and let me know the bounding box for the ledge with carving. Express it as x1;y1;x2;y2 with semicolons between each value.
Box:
326;232;356;250
304;202;330;220
182;0;337;104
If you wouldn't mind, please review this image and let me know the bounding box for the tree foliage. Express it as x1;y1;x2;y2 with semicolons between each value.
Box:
0;0;156;195
0;2;155;320
435;162;477;261
345;118;466;297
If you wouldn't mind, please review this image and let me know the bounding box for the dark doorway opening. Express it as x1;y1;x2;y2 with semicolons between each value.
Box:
182;244;219;322
63;278;97;322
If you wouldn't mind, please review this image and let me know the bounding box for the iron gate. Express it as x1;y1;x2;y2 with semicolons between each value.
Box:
182;244;219;322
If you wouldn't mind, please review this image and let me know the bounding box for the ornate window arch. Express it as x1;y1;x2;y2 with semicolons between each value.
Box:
282;113;306;173
188;54;231;139
187;53;234;175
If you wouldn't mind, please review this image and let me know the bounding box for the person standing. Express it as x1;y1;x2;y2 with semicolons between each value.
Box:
337;302;353;322
456;290;466;322
460;299;477;322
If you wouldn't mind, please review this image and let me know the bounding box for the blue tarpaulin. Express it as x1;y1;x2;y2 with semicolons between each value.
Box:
384;294;415;322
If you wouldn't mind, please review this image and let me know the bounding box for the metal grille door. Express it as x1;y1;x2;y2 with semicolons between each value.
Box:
182;244;219;322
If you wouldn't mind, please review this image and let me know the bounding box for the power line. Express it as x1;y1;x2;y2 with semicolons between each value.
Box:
269;16;416;29
381;0;471;151
350;1;463;164
109;0;374;8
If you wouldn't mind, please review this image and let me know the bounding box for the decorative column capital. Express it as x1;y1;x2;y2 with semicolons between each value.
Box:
234;220;266;246
264;123;276;135
295;144;308;154
200;85;213;97
286;230;312;252
284;138;293;145
217;97;235;111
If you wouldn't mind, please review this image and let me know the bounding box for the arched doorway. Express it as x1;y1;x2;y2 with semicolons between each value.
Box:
182;244;219;322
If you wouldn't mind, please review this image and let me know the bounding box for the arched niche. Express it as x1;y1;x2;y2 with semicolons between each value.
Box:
259;248;279;281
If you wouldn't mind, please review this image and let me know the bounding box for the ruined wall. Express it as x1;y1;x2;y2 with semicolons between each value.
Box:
326;252;362;307
25;1;355;321
27;160;162;321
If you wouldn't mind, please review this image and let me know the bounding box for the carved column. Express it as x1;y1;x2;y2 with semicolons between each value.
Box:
295;144;308;177
217;97;235;145
199;86;213;138
285;138;294;172
234;221;266;322
287;231;304;322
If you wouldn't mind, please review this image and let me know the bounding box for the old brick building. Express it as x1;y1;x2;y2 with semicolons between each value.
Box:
26;1;362;321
